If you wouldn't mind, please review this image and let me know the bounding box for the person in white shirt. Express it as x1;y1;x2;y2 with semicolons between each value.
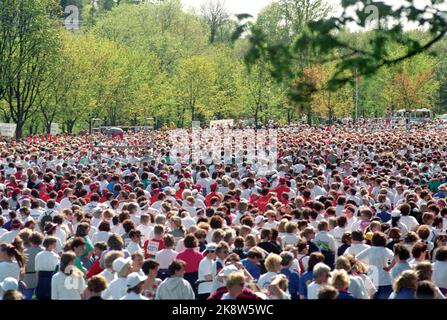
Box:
35;237;60;300
356;232;395;299
0;219;21;244
332;216;348;249
314;220;336;264
0;243;24;296
98;250;123;284
344;230;370;257
120;272;149;300
101;257;132;300
258;253;282;289
92;221;113;244
155;234;178;275
197;243;217;299
136;214;153;243
432;247;447;292
126;230;143;255
280;222;300;248
51;252;86;300
399;204;420;232
307;262;331;299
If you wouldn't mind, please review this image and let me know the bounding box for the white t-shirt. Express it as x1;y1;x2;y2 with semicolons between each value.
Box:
356;247;394;286
307;281;321;300
120;292;149;300
433;261;447;289
257;271;278;289
126;242;143;255
344;243;370;257
400;216;419;232
51;272;86;300
0;230;19;243
35;250;60;271
198;257;214;294
156;249;178;269
101;277;127;300
98;268;116;284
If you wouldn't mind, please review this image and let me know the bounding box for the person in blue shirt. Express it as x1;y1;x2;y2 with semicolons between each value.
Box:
377;204;392;223
298;252;325;299
241;248;264;280
389;270;418;299
279;252;300;299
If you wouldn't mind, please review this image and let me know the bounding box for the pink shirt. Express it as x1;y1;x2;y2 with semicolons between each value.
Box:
176;248;204;273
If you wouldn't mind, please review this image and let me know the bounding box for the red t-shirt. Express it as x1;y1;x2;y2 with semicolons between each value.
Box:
143;238;164;259
176;248;204;273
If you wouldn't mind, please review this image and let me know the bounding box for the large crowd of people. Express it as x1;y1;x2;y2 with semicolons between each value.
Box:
0;120;446;300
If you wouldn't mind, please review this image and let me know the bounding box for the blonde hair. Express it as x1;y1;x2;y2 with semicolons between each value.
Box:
104;250;125;269
226;271;245;289
264;253;282;272
413;261;432;281
278;219;288;233
244;234;257;248
330;269;350;290
393;270;418;293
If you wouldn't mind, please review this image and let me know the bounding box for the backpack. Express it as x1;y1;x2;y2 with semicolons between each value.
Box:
40;210;54;231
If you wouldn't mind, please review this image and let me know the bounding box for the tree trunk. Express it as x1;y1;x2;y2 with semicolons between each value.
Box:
307;108;312;126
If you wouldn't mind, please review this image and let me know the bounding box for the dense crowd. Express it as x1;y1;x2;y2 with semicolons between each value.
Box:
0;120;446;300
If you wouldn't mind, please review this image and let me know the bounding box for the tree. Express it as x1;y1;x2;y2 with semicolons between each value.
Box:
173;56;217;126
237;0;447;104
256;0;332;45
0;0;61;140
200;0;230;44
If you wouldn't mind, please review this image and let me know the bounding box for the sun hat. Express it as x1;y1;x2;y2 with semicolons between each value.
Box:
0;277;18;291
112;257;132;273
126;272;147;288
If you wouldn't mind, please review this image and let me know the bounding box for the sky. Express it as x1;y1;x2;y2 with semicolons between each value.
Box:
181;0;446;25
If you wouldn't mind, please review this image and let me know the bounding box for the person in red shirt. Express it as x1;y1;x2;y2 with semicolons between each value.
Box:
150;188;161;204
38;183;50;202
205;182;223;207
273;177;290;201
257;188;271;212
6;175;18;189
176;234;204;294
143;225;165;259
175;181;187;200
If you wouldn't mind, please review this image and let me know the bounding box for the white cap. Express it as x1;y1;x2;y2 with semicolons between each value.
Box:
391;210;401;218
218;265;238;279
255;215;264;224
1;277;18;291
112;257;132;273
126;272;147;288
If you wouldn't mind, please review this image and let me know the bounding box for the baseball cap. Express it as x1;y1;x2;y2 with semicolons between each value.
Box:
126;272;147;288
391;210;401;218
1;277;18;291
205;243;218;252
112;257;132;273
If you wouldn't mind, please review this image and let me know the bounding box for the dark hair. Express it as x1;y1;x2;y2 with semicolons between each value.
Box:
98;221;111;232
142;259;160;275
0;243;25;268
75;222;90;237
308;252;325;272
183;235;198;248
435;246;447;261
70;237;86;250
87;275;107;293
351;230;364;242
416;280;436;299
168;260;186;276
371;232;387;247
393;244;410;261
412;242;428;259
